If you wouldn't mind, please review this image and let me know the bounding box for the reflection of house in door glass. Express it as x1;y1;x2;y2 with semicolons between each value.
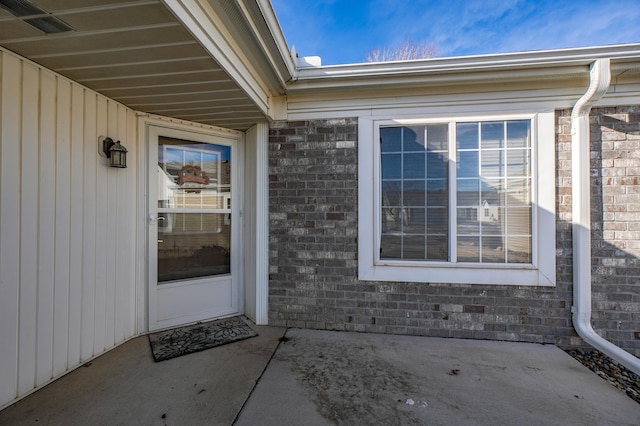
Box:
156;138;232;282
162;145;223;210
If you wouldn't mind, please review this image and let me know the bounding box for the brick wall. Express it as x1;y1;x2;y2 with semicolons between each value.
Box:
558;106;640;354
268;110;640;355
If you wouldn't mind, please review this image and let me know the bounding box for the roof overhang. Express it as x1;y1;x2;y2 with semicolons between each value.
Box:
0;0;294;131
1;1;639;128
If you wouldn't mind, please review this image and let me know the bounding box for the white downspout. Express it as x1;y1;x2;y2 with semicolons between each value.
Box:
571;58;640;375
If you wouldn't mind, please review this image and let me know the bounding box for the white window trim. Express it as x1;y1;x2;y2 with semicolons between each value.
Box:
358;113;556;286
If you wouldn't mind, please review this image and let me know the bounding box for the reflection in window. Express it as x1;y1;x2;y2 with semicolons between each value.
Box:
156;137;233;282
381;125;449;261
380;120;532;264
158;137;231;210
457;121;531;264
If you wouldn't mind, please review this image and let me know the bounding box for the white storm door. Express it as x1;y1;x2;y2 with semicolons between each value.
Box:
148;126;241;331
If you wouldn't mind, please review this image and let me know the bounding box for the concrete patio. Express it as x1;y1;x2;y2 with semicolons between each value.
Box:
1;320;638;425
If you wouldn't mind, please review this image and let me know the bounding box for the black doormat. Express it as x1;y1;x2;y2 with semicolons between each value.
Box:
148;316;257;362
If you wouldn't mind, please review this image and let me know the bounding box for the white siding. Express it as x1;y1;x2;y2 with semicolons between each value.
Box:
0;47;21;407
285;77;640;121
0;50;138;409
243;123;269;325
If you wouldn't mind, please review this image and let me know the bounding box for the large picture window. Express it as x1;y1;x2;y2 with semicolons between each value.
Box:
358;114;555;286
380;120;532;264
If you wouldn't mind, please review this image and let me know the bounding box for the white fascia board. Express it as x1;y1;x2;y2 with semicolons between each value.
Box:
243;0;297;81
163;0;272;116
232;0;296;114
299;43;640;78
290;65;589;93
291;43;640;91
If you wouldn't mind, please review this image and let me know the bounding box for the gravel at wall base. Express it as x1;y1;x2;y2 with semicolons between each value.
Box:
566;349;640;404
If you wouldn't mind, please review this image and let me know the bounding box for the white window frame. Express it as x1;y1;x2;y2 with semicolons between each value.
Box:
358;113;556;286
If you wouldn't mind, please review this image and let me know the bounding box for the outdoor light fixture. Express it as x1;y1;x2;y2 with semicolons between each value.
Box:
100;137;128;168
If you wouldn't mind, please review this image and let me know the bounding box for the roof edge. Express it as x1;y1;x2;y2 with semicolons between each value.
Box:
253;0;297;78
296;43;640;80
236;0;297;88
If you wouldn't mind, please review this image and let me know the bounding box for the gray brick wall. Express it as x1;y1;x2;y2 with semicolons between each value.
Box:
558;106;640;354
268;110;640;355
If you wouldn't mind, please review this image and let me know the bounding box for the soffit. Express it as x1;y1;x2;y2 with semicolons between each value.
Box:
0;0;268;131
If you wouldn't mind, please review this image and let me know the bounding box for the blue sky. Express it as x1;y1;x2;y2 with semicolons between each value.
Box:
271;0;640;65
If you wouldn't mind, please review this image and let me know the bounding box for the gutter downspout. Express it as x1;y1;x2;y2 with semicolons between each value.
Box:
571;58;640;376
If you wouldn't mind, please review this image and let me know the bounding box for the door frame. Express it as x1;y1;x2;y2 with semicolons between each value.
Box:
137;116;265;333
147;124;243;331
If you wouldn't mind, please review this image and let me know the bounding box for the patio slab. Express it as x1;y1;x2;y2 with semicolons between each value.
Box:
0;320;285;426
1;325;638;425
236;328;640;426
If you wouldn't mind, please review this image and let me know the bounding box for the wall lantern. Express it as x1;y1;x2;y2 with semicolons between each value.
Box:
100;137;128;168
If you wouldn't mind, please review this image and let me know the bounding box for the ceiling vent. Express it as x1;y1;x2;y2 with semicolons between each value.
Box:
0;0;74;34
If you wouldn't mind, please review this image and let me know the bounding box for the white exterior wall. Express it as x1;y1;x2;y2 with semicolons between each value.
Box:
0;50;138;408
243;123;269;325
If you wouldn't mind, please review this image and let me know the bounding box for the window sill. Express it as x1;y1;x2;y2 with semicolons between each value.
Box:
358;259;555;286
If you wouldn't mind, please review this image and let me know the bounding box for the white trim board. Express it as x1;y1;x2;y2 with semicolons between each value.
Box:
358;111;556;286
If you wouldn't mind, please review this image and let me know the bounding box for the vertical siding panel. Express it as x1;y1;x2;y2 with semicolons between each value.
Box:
81;92;97;361
67;84;84;367
126;110;138;337
52;78;71;376
114;106;128;343
0;51;21;405
36;70;55;385
1;50;143;407
103;101;118;348
17;61;39;395
93;96;108;354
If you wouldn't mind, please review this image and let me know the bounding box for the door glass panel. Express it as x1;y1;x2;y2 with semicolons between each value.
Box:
158;138;231;210
157;213;231;282
157;137;231;282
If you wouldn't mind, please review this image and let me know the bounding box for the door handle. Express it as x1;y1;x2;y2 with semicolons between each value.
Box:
149;213;166;223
